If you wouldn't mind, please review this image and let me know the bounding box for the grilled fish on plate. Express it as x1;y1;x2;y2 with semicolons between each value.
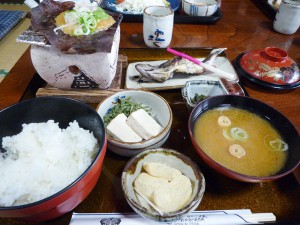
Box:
134;48;227;82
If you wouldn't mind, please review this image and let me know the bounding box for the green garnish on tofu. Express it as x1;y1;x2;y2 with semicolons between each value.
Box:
104;97;150;126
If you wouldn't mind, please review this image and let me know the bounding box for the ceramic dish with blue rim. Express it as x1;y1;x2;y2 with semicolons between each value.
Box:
181;80;227;109
103;0;181;15
182;79;246;110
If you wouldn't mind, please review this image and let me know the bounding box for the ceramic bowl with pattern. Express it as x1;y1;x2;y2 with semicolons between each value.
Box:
122;148;205;222
181;79;227;109
234;47;300;90
96;90;172;157
182;0;218;16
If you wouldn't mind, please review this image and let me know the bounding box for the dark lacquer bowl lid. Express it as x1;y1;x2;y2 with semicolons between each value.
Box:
234;47;300;90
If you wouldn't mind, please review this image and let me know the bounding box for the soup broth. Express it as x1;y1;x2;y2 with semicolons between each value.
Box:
194;107;288;177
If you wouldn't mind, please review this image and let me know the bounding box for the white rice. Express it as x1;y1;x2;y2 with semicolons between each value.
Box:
112;0;167;14
0;120;99;207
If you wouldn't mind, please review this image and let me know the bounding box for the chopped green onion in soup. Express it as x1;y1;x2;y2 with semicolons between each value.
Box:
229;144;246;158
222;127;248;142
264;135;288;151
230;127;248;142
218;115;231;127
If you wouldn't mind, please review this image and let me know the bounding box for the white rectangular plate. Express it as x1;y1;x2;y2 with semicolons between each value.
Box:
125;56;238;90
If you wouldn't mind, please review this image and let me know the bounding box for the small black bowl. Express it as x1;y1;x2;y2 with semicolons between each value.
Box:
188;95;300;182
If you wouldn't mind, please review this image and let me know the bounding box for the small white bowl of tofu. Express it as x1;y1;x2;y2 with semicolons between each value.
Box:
96;90;173;157
122;148;205;222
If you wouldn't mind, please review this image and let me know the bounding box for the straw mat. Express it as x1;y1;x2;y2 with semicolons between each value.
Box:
0;4;30;83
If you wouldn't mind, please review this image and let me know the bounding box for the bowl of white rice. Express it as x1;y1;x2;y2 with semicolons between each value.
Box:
0;97;107;222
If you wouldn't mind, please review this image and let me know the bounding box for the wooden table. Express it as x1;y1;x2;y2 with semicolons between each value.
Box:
0;0;299;224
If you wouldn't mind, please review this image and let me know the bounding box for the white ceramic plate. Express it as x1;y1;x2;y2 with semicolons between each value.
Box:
125;56;238;90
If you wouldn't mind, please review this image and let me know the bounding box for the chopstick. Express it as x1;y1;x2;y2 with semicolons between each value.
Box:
243;213;276;223
166;48;239;82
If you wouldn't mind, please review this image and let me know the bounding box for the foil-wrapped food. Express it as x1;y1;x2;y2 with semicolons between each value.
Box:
30;0;122;54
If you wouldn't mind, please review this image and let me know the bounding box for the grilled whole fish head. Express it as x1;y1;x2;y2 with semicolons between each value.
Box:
135;48;226;82
135;57;181;82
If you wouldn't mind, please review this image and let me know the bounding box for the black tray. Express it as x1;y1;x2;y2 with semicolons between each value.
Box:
105;7;223;24
251;0;277;20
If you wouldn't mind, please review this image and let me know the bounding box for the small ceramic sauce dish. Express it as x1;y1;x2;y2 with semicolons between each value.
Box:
182;80;226;109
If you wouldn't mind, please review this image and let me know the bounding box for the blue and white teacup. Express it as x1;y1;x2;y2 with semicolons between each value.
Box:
143;6;174;48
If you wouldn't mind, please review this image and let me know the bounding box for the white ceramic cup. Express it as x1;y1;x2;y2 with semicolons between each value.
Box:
143;6;174;48
182;0;218;17
273;0;300;35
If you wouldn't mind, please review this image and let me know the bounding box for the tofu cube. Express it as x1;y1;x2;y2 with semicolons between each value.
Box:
126;109;163;140
107;113;142;142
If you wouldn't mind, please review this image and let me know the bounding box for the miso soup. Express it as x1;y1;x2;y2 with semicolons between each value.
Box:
194;107;288;177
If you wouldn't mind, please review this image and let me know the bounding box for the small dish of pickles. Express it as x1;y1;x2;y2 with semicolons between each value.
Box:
181;79;227;109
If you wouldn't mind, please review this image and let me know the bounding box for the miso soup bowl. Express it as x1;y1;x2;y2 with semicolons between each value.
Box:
188;95;300;183
0;97;107;222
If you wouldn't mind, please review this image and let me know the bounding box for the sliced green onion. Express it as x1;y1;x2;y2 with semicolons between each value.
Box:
81;12;90;23
264;135;288;151
60;6;111;36
86;17;97;29
73;27;83;36
229;144;246;158
81;25;90;35
222;128;233;141
218;116;231;127
64;11;78;24
230;127;248;141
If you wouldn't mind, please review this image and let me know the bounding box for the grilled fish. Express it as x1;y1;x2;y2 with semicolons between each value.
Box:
134;48;226;82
